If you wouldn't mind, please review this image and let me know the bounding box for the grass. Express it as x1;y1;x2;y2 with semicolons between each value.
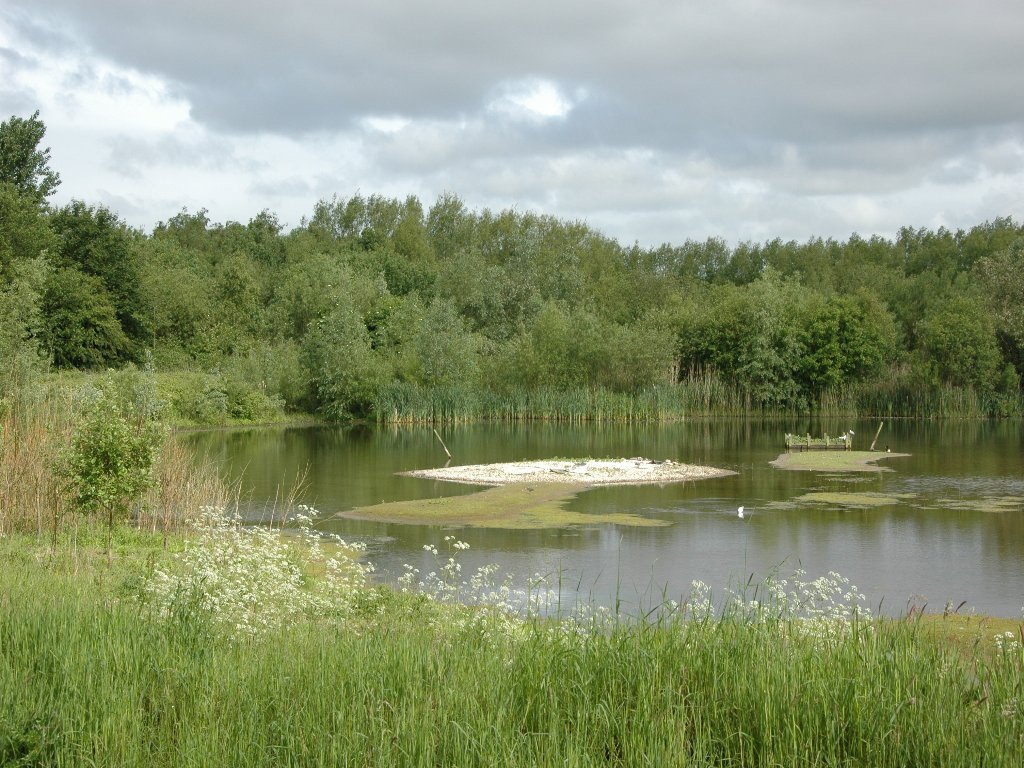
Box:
1;535;1022;767
338;482;669;529
770;449;911;472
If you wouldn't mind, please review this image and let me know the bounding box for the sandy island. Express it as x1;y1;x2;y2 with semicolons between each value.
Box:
400;458;736;487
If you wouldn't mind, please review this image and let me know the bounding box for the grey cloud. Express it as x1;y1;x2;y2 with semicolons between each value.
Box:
104;133;259;178
10;1;1023;142
6;0;1024;245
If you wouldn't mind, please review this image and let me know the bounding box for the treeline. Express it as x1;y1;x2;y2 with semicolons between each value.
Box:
2;111;1023;421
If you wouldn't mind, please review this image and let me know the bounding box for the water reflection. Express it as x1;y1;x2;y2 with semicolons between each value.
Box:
182;418;1024;617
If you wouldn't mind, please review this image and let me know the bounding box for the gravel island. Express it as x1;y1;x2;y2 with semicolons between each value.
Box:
401;458;735;486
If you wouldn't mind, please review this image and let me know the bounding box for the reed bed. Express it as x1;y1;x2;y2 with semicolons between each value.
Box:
1;544;1021;767
375;373;1022;425
373;375;757;425
0;385;227;541
0;388;72;538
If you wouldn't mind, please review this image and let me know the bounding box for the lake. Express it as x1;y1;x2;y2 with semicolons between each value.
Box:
183;419;1024;617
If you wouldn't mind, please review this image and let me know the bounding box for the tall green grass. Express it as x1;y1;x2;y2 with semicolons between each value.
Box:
2;547;1021;767
375;373;1023;425
374;374;759;424
818;371;1024;419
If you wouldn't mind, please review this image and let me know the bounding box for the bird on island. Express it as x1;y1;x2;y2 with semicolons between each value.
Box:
737;506;745;519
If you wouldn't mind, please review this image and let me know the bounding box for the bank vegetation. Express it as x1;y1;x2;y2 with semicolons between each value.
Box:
3;111;1024;425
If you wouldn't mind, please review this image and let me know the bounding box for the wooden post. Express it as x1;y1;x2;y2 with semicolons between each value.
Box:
433;428;452;460
869;421;885;452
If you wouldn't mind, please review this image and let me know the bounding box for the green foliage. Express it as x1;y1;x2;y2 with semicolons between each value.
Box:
58;368;165;535
50;200;148;348
1;116;1022;421
41;267;132;369
0;110;60;204
0;257;49;393
136;242;213;363
797;291;897;394
300;302;385;418
975;237;1024;370
410;299;481;387
0;182;56;277
916;295;1002;390
271;253;373;339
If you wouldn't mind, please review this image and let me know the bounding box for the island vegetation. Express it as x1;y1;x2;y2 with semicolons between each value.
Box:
4;112;1024;764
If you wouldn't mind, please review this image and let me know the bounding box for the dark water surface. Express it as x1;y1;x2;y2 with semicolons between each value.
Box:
183;419;1024;617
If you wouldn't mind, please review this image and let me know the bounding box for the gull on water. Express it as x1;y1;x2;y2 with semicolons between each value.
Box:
737;506;745;519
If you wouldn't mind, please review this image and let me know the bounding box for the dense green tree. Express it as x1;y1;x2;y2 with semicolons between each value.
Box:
152;208;214;253
0;256;49;391
0;183;56;277
136;241;213;363
427;193;475;260
50;201;148;349
975;238;1024;371
300;302;384;418
411;300;480;387
0;111;60;204
42;267;132;369
796;292;897;395
916;295;1001;390
0;112;59;279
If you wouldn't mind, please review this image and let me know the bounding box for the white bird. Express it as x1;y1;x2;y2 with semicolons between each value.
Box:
737;506;745;519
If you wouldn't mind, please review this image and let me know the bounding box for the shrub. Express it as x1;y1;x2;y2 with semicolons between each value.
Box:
57;367;165;551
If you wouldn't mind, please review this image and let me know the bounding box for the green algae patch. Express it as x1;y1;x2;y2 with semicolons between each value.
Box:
936;496;1024;514
770;450;910;473
796;491;912;507
335;482;670;529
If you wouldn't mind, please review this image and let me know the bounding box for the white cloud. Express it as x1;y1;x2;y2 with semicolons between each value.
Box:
1;1;1022;246
488;78;579;121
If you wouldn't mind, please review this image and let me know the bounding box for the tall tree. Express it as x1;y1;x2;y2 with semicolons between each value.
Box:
0;111;61;204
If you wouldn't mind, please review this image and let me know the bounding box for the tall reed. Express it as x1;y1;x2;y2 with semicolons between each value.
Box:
0;384;226;541
373;374;762;425
0;387;71;538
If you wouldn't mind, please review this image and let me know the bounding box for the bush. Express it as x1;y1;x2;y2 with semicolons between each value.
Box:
57;367;165;549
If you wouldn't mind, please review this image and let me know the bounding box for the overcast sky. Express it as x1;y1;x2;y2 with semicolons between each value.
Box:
2;1;1022;246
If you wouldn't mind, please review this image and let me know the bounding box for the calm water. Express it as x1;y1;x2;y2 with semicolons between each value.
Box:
183;419;1024;617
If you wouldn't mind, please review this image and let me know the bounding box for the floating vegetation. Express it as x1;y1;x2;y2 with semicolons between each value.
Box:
336;482;669;529
796;491;912;508
935;496;1024;514
770;450;910;473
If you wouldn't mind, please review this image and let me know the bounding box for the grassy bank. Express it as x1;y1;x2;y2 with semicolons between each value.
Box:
2;528;1022;767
